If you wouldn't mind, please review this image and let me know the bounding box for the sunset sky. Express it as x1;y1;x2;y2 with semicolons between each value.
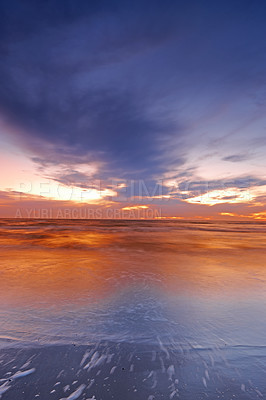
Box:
0;0;266;219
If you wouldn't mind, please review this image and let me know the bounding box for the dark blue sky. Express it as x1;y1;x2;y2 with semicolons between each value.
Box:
0;0;266;217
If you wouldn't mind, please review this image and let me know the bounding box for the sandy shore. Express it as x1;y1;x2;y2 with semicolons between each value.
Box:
1;341;265;399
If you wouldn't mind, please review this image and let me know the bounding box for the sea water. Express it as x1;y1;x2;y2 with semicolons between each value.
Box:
0;219;266;399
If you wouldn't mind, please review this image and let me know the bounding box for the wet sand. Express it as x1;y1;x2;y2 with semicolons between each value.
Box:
1;341;266;399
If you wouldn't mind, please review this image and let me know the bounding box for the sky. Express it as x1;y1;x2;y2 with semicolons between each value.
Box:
0;0;266;219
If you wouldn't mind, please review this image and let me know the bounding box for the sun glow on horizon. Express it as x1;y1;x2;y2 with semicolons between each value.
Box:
184;188;255;206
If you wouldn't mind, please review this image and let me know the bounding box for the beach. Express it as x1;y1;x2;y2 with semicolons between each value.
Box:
1;219;266;399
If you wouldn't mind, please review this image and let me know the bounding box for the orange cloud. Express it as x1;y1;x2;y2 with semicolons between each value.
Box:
220;212;236;216
219;211;266;220
122;205;149;211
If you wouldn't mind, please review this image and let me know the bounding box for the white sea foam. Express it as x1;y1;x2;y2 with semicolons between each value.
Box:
60;384;86;400
6;368;35;380
0;381;10;396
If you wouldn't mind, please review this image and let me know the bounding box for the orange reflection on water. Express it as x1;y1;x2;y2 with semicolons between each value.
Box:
1;219;266;311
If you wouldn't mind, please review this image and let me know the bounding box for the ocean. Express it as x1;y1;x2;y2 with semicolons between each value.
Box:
1;219;266;399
